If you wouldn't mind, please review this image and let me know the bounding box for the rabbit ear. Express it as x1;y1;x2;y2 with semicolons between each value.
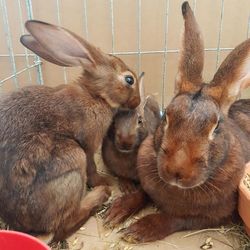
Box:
137;72;146;115
139;72;145;104
143;95;161;134
22;20;100;68
205;39;250;114
175;1;204;94
20;35;68;66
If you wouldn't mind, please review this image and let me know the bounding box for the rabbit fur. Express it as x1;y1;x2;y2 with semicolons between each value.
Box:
119;2;250;243
0;20;142;241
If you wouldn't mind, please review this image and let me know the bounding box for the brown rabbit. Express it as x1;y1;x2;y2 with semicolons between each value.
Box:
0;20;142;242
118;2;250;243
102;88;161;227
102;78;161;187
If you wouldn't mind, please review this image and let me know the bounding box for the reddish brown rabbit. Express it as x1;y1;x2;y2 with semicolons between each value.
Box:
119;2;250;243
102;84;161;188
0;20;142;242
102;90;161;227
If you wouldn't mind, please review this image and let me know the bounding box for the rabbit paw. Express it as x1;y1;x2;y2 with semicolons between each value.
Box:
104;190;147;228
104;196;132;228
121;213;172;243
91;185;111;205
83;185;111;211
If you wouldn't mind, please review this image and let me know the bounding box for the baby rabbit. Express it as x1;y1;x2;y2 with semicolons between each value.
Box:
102;78;161;188
0;20;142;242
102;85;161;227
119;2;250;243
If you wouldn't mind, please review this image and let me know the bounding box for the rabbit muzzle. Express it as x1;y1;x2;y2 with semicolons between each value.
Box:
115;134;137;153
157;152;207;189
158;165;206;189
125;95;141;109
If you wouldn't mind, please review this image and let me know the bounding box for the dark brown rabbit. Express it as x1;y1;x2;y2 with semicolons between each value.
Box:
102;82;161;187
102;89;161;227
0;20;142;242
118;2;250;243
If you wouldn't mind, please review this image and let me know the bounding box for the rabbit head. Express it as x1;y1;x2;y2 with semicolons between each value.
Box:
113;75;161;153
154;1;250;189
113;109;144;153
20;20;142;110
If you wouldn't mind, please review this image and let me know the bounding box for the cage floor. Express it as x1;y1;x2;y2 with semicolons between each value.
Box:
66;218;240;250
64;153;242;250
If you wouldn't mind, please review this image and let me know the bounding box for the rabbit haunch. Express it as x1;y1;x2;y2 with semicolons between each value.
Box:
0;19;142;242
118;1;250;243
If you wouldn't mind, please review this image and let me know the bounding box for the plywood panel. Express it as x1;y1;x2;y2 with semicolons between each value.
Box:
141;54;164;106
195;0;221;48
141;0;166;51
113;0;138;52
86;0;112;52
220;0;250;48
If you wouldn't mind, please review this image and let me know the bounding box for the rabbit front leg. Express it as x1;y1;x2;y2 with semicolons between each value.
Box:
86;151;111;187
121;212;178;243
121;213;232;243
104;188;148;228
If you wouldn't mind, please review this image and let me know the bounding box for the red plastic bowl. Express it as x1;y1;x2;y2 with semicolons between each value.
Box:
0;230;50;250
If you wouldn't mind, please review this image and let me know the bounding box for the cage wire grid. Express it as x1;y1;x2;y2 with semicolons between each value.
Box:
1;0;250;110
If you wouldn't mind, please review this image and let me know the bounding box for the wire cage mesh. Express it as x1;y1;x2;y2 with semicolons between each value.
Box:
0;1;250;249
1;0;250;110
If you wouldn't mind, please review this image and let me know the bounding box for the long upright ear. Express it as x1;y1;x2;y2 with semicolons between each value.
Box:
137;72;146;115
20;35;68;66
143;95;161;134
175;1;204;94
205;39;250;115
21;20;104;68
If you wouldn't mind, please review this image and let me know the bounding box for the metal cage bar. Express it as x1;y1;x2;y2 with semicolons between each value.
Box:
0;0;19;88
161;0;170;110
0;0;249;102
137;0;142;75
56;0;67;84
25;0;44;85
215;0;225;69
247;15;250;38
17;0;32;84
83;0;89;39
110;0;115;54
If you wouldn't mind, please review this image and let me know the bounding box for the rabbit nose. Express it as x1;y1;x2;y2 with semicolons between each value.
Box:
127;95;140;109
116;135;135;150
160;165;184;183
173;171;183;182
120;142;133;150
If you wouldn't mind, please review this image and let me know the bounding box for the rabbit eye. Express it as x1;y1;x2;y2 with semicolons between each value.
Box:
125;75;134;85
214;117;223;134
213;120;220;134
209;118;222;140
138;116;143;124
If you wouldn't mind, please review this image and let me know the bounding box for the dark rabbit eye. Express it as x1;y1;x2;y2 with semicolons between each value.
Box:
125;75;134;85
138;116;143;124
213;120;221;134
